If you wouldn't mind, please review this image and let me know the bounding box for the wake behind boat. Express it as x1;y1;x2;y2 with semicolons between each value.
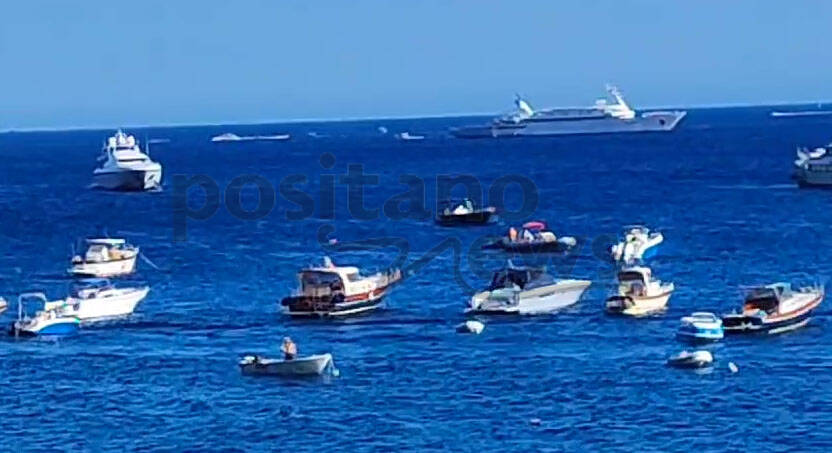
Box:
451;85;686;138
92;130;162;191
722;283;824;334
211;132;290;142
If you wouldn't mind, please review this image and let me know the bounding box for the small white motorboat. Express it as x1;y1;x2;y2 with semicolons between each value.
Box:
605;266;673;316
239;353;335;377
610;226;663;264
69;238;139;277
467;263;590;315
677;312;724;342
666;350;714;369
47;279;149;322
395;131;425;141
0;297;7;314
8;293;80;337
456;320;485;334
211;132;290;142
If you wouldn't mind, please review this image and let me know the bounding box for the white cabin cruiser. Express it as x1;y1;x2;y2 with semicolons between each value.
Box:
606;266;673;316
69;238;139;277
46;279;149;322
667;350;713;369
722;283;823;334
93;130;162;191
280;257;402;317
610;226;663;264
467;264;590;315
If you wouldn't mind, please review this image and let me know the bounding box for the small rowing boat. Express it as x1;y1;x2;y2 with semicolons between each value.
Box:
239;353;335;377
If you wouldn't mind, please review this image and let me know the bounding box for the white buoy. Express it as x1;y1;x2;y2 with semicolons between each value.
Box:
728;362;739;373
456;320;485;334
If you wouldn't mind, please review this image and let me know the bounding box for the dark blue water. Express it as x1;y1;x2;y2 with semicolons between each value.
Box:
3;107;832;451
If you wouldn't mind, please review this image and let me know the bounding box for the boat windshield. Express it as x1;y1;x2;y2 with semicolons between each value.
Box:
300;271;343;291
488;268;553;291
744;287;781;313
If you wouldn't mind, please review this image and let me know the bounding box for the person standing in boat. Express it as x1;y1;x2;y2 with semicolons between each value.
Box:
281;337;297;360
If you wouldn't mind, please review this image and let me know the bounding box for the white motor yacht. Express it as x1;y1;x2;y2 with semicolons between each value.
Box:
467;263;590;315
606;266;674;316
610;226;663;264
46;279;149;322
69;238;139;277
92;130;162;191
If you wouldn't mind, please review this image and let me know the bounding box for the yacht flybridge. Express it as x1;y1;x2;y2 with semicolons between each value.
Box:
92;130;162;191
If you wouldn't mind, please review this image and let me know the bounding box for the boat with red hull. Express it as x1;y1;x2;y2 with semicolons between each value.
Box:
280;257;402;317
722;283;824;334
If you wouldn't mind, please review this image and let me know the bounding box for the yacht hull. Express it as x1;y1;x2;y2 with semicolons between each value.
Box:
62;287;149;322
93;169;162;191
606;290;672;316
452;112;686;138
468;280;590;315
69;256;138;277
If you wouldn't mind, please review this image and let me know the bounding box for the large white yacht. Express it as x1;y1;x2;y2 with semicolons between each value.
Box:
92;130;162;191
451;85;686;138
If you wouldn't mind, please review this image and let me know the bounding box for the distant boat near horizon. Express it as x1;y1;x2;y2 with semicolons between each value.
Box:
451;85;686;138
211;132;290;143
771;110;832;118
395;131;425;141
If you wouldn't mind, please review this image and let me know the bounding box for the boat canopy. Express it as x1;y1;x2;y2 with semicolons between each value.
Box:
522;221;547;231
488;266;554;291
744;284;791;312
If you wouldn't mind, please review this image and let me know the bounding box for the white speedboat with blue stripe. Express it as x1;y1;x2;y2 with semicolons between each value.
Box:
8;293;80;337
677;312;723;342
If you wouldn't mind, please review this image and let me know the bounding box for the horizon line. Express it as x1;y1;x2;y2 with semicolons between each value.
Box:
0;98;828;134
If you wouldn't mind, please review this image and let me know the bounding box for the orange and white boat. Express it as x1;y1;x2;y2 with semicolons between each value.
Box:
280;257;402;317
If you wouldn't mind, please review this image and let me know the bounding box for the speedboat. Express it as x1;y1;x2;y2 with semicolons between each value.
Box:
211;132;290;142
0;297;7;314
395;132;425;141
280;257;402;317
483;221;577;253
610;226;663;264
466;263;590;315
47;279;149;322
722;283;824;334
605;266;673;316
92;130;162;191
667;350;714;369
69;238;139;277
677;312;723;342
435;198;496;226
239;353;335;377
8;293;80;337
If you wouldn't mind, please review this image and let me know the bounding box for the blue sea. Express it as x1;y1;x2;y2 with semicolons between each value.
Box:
2;107;832;451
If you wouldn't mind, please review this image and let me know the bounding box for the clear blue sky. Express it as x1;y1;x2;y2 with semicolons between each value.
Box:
1;1;830;129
